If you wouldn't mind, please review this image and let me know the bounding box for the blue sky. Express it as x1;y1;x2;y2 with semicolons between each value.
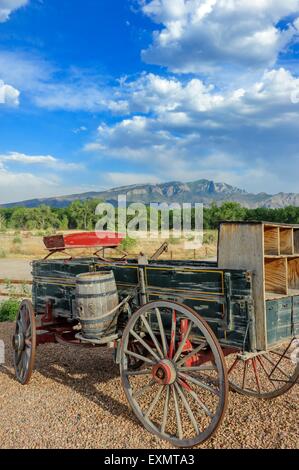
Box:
0;0;299;203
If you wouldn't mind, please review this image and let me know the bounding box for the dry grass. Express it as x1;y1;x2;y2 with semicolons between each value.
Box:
0;230;218;261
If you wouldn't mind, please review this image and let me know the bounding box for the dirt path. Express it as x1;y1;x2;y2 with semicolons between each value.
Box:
0;259;32;281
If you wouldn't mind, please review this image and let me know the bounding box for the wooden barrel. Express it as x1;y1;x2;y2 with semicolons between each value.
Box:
76;271;119;341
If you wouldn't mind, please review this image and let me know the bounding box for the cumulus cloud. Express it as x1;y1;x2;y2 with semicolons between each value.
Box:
140;0;299;73
0;152;83;170
85;68;299;193
0;79;20;106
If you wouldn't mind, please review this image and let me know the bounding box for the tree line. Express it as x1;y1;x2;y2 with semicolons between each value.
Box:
1;200;299;232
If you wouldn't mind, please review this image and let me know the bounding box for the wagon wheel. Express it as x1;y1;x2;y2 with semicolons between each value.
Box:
226;341;299;399
127;340;147;371
12;300;36;385
120;301;228;448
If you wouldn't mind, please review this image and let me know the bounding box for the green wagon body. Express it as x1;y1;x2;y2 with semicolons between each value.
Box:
32;257;299;353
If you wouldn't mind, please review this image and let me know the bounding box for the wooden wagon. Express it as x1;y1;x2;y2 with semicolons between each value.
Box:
12;223;299;447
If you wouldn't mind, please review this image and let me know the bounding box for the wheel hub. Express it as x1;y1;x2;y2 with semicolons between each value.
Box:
13;333;25;352
152;359;177;385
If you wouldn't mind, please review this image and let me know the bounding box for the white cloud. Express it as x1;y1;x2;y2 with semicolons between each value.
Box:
0;79;20;106
73;126;88;134
103;172;161;187
140;0;299;73
0;51;131;112
0;166;97;204
0;167;60;204
84;68;299;193
0;152;83;170
0;0;28;22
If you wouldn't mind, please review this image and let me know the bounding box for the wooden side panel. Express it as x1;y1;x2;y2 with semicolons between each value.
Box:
280;228;294;255
145;266;224;294
267;296;299;346
32;259;94;317
294;229;299;254
288;258;299;290
218;223;266;350
264;258;288;295
264;226;279;255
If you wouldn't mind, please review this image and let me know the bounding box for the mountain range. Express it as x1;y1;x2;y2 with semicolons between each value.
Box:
2;180;299;209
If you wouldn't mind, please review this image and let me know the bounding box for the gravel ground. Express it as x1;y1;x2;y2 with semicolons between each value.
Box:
0;321;298;449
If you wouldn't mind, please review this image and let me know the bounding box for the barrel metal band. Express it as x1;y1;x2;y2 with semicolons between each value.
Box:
76;276;114;285
76;290;118;299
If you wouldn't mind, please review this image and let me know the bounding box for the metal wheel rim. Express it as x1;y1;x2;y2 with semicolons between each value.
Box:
120;301;228;448
13;300;36;385
227;342;299;399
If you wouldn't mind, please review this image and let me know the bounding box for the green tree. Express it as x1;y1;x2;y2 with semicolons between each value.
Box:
68;199;102;230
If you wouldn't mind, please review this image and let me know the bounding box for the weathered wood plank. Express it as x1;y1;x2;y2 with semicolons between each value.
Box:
279;228;294;255
264;226;279;255
288;257;299;290
218;222;266;350
294;229;299;254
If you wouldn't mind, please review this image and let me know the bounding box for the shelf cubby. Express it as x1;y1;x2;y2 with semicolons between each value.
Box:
264;257;288;295
264;226;279;255
218;222;299;350
279;227;294;255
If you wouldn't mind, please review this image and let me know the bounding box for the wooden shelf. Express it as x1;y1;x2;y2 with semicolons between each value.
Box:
264;254;299;259
218;222;299;350
264;257;288;295
265;289;299;300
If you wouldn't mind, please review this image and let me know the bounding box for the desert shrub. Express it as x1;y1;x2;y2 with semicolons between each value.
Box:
168;236;181;245
0;249;7;258
0;299;20;322
120;237;137;252
12;236;22;245
203;231;217;245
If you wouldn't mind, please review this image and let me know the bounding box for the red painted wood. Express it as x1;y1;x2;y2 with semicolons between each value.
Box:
44;231;125;250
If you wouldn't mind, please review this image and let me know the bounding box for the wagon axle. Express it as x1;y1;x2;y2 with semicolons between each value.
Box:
152;359;177;385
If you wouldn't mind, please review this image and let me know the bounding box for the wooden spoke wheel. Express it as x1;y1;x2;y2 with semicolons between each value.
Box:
12;300;36;385
227;341;299;399
120;301;228;448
